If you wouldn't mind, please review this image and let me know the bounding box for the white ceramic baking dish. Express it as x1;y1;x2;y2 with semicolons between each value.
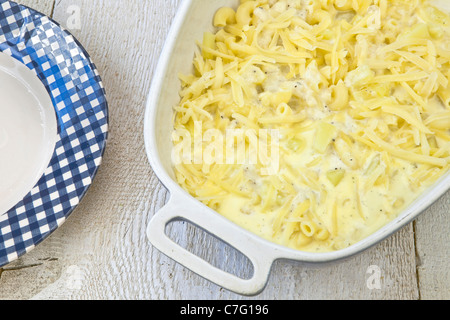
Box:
144;0;450;296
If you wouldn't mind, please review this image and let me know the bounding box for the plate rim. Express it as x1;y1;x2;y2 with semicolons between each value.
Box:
0;0;109;267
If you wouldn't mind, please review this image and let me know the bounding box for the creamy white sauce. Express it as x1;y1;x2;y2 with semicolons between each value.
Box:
0;52;57;215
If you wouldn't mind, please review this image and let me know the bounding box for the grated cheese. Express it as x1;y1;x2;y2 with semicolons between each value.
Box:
172;0;450;253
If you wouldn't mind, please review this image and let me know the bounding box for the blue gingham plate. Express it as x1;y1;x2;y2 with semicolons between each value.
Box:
0;1;108;266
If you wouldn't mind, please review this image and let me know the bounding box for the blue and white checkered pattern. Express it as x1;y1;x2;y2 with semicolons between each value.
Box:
0;0;108;267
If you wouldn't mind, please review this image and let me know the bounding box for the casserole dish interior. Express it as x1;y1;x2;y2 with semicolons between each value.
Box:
144;0;450;296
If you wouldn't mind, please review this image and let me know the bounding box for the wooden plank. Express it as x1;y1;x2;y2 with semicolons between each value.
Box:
14;0;55;16
1;0;443;300
414;192;450;300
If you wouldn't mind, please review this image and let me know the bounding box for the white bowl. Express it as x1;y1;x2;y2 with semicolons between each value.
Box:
144;0;450;295
0;52;57;216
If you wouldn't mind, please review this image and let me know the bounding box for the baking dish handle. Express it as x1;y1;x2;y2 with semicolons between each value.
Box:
146;193;277;296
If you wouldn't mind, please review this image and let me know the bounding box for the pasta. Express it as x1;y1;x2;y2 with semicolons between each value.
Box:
171;0;450;252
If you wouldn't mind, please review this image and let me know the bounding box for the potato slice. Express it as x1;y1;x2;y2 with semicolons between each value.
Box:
313;122;337;154
326;169;346;186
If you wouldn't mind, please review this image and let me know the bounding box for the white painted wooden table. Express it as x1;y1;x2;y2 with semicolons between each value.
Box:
0;0;448;300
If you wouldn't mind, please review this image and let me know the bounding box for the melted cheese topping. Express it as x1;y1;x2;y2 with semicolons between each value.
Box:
172;0;450;252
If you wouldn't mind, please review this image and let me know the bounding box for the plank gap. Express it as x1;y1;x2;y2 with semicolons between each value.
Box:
412;220;422;300
49;0;56;18
165;220;255;281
